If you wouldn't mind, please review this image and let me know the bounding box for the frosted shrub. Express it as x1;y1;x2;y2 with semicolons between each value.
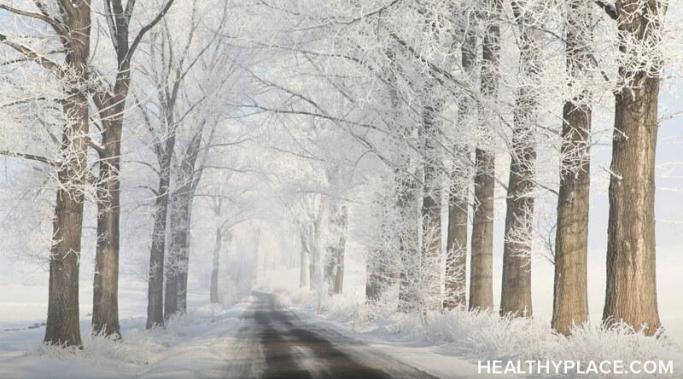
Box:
557;323;679;365
36;330;163;367
303;293;682;377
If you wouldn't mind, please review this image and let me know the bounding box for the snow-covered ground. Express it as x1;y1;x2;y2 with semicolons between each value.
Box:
0;282;248;378
2;280;682;378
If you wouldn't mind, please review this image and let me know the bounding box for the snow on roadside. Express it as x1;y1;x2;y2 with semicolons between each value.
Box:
275;288;683;379
0;284;251;379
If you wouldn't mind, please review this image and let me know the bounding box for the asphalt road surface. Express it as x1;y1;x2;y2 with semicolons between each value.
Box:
228;292;437;379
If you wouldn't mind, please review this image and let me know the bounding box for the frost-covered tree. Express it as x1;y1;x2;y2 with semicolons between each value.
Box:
552;0;595;336
602;0;668;336
90;0;176;338
0;0;93;347
500;0;545;318
469;0;502;312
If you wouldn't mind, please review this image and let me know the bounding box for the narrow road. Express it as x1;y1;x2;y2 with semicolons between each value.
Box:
229;292;437;379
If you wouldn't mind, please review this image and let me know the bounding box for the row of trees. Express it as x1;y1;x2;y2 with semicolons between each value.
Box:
359;0;666;335
0;0;673;350
238;0;670;336
0;0;247;346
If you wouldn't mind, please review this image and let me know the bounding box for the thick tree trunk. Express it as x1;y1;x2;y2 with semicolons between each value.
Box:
469;150;495;311
46;151;87;346
325;204;348;295
44;2;91;347
500;1;542;318
469;0;501;313
421;98;442;312
603;0;665;336
551;0;592;335
92;101;125;337
500;118;536;317
444;23;477;311
45;103;89;346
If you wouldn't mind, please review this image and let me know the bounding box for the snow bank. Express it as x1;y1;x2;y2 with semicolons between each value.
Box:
281;290;683;378
0;302;247;379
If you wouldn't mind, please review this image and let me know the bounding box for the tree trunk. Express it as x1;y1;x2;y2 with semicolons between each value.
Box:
146;176;170;328
165;189;191;318
444;22;477;311
166;130;202;317
470;150;495;311
366;197;393;304
325;204;348;295
603;0;665;336
309;207;323;292
397;166;420;312
210;227;223;304
146;137;175;329
396;177;420;312
444;181;468;311
44;2;91;347
551;0;592;335
469;0;501;312
92;101;125;337
421;98;442;312
365;254;384;303
146;178;170;328
45;102;89;346
500;1;542;318
176;197;193;313
299;228;310;288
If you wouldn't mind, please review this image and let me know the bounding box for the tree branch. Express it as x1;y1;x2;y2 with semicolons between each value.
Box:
0;3;67;36
0;150;56;166
127;0;176;61
0;33;64;77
